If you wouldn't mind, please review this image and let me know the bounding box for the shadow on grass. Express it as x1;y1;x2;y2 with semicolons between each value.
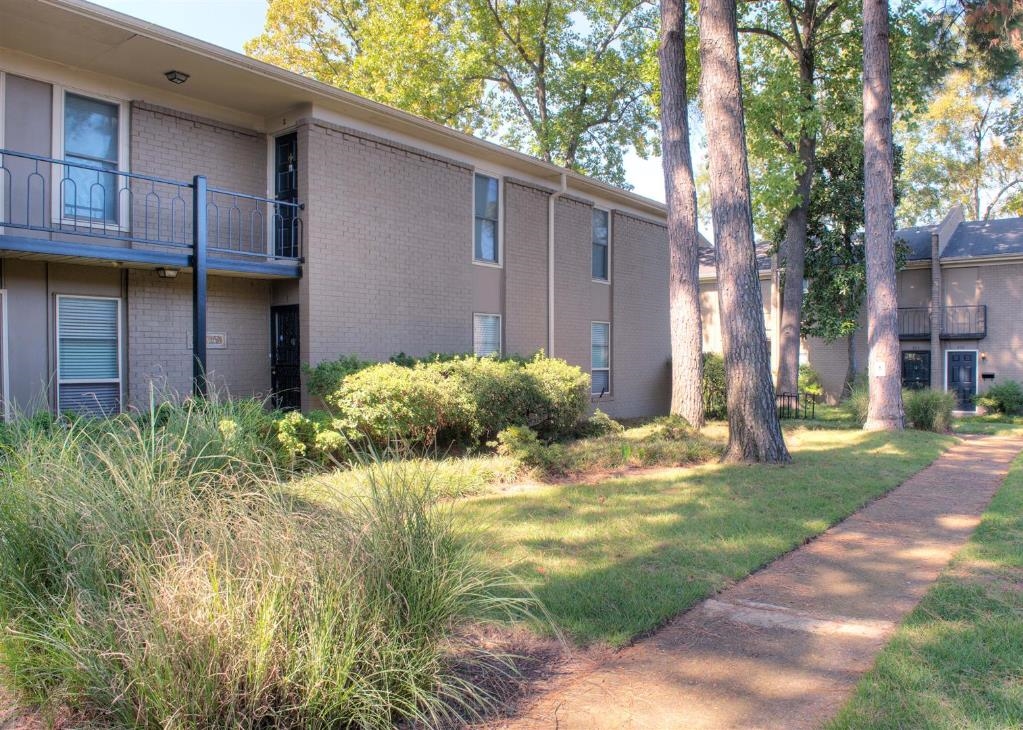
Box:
457;429;954;647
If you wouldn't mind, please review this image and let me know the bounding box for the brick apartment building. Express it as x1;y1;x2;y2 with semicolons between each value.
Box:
0;0;672;419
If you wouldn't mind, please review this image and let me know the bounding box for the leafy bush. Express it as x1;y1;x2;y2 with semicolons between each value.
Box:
702;353;728;419
652;414;696;440
0;401;531;727
275;410;352;464
304;355;372;400
435;356;543;441
798;365;824;398
523;355;590;440
576;409;625;438
904;388;955;432
975;380;1023;415
495;425;567;474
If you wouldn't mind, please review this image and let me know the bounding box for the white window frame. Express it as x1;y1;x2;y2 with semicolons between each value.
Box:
472;171;503;267
51;87;131;231
473;312;503;356
591;320;611;397
592;207;611;284
943;348;979;411
54;294;123;415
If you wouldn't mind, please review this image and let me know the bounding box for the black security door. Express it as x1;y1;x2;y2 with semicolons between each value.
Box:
270;305;301;410
946;351;977;411
901;351;931;390
275;132;299;258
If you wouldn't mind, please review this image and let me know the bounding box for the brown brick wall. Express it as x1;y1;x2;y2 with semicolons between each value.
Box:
504;180;549;356
299;120;475;367
126;271;270;407
551;196;593;372
609;212;671;418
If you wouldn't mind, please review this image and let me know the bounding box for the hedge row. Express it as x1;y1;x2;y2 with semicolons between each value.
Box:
287;354;591;457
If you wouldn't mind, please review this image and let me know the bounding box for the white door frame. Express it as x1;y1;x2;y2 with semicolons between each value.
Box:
944;348;979;411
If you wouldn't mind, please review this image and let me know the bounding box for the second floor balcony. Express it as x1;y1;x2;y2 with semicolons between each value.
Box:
0;148;303;277
898;305;987;340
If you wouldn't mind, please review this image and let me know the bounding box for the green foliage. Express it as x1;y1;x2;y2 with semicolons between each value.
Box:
976;380;1023;415
0;401;531;726
275;410;352;464
701;353;728;420
523;355;591;440
320;354;589;449
246;0;658;185
576;409;625;438
846;378;871;426
494;425;566;474
798;365;824;397
304;355;372;400
904;388;955;432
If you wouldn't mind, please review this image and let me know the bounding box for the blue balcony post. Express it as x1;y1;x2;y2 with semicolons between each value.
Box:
192;175;208;397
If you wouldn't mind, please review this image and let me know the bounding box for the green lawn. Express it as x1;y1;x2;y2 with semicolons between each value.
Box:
953;414;1023;435
456;428;954;646
828;453;1023;730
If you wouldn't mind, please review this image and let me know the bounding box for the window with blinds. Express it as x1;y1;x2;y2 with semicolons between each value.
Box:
592;209;609;281
474;173;500;263
591;321;610;396
56;296;121;416
473;313;502;356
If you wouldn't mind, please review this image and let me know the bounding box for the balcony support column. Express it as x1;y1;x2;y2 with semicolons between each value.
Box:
929;231;942;390
192;175;208;398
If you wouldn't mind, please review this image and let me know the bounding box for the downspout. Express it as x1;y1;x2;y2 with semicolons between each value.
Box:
548;173;567;355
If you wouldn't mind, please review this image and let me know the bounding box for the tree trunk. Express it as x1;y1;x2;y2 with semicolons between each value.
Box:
776;132;815;396
844;331;858;398
699;0;790;463
862;0;904;430
659;0;704;427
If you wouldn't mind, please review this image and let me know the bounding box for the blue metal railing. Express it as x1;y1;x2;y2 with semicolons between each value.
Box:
0;148;303;262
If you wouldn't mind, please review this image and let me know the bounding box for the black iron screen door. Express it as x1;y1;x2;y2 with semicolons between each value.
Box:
275;132;299;258
946;351;977;411
900;351;931;390
270;305;301;410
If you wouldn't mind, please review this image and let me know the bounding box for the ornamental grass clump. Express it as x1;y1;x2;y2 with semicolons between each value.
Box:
0;399;533;728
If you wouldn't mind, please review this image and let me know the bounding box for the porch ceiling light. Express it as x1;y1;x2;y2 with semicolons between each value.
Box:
157;267;179;279
164;70;190;85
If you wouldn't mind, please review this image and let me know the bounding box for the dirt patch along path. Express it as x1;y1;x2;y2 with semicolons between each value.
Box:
491;434;1023;730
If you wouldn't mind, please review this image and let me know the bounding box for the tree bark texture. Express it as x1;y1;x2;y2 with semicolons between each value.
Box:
698;0;791;463
659;0;705;427
776;132;816;396
862;0;904;430
845;332;858;398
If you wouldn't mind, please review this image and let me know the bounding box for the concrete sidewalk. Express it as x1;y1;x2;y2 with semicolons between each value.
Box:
496;434;1023;730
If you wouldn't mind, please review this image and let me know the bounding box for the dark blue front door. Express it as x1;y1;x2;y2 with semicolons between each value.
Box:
946;351;977;411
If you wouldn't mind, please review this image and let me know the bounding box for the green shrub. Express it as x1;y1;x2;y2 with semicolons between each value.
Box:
652;414;696;440
904;388;955;432
524;354;590;440
304;355;372;400
435;356;543;441
798;365;824;398
327;363;470;449
0;402;531;727
494;425;567;474
975;380;1023;415
702;353;728;419
846;378;870;425
275;410;352;465
576;409;625;438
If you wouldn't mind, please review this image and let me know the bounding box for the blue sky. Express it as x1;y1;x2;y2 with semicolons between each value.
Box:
93;0;668;202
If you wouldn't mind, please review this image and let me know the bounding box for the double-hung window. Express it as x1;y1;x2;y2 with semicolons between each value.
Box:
56;295;121;416
62;93;121;223
592;209;609;281
591;322;611;396
473;313;502;356
474;173;500;264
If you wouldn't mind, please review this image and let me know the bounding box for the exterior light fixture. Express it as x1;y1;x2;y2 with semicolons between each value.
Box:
157;267;179;279
981;352;988;361
164;70;190;85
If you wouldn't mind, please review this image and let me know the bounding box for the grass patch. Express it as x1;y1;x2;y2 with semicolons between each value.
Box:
456;428;954;647
953;414;1023;435
828;452;1023;730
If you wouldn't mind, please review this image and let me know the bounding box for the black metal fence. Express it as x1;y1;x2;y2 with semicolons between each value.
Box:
776;391;817;420
0;148;302;261
897;305;987;340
